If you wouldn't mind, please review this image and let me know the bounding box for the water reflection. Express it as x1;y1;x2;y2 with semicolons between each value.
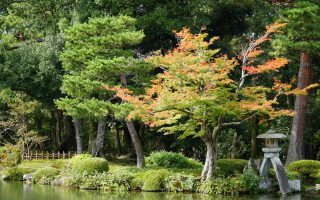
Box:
0;181;319;200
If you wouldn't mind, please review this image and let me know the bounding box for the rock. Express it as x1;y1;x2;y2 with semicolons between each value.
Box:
259;177;272;190
23;174;33;181
288;179;301;192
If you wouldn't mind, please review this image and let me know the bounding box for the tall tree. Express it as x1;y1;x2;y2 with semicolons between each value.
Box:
56;16;149;165
272;1;320;164
114;24;293;180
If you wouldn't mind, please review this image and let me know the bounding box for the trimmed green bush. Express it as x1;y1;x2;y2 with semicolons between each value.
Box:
70;153;93;167
1;167;33;181
287;160;320;178
32;167;60;184
146;151;202;168
216;159;247;177
132;169;170;191
72;157;109;175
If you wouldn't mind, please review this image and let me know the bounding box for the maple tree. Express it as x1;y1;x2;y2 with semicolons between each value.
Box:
111;23;293;180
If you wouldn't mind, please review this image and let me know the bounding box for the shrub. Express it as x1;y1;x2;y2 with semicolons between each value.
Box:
72;157;109;175
197;178;241;195
164;173;200;192
69;153;93;167
132;169;170;191
0;144;22;169
239;170;261;194
1;167;33;181
287;160;320;178
146;151;202;168
100;172;134;191
61;172;82;188
32;167;60;184
216;159;247;177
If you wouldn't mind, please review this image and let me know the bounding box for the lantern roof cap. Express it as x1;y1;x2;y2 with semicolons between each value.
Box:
257;130;287;139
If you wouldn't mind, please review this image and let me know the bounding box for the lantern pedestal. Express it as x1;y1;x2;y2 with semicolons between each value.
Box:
257;130;289;194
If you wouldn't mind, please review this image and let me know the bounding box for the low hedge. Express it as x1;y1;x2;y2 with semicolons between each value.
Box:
287;160;320;178
72;157;109;175
146;151;202;169
216;159;247;177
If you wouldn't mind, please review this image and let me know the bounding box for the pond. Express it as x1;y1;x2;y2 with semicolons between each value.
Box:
0;181;319;200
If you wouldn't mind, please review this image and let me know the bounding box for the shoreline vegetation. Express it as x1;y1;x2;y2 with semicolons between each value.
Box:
1;151;320;195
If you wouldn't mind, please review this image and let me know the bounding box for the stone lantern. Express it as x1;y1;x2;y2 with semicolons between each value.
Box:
257;129;289;194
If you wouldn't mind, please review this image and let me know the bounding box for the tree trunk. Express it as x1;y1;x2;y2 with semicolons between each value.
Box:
113;124;122;156
201;138;218;180
231;131;237;159
88;120;97;153
286;52;312;165
61;115;75;151
74;118;83;154
55;109;63;148
126;120;145;168
250;116;258;159
201;121;222;180
120;73;145;168
92;118;107;157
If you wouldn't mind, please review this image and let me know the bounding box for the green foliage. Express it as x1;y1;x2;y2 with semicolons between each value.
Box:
0;144;21;169
164;173;200;192
69;153;93;167
100;172;134;191
132;169;170;191
273;1;320;54
197;178;241;195
32;167;60;184
56;15;147;120
1;167;33;181
216;159;247;177
287;160;320;178
146;151;202;169
239;170;261;194
72;157;109;175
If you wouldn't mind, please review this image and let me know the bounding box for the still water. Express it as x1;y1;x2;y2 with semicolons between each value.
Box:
0;181;319;200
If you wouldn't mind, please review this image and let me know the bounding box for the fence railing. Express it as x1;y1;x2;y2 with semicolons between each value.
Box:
22;151;78;160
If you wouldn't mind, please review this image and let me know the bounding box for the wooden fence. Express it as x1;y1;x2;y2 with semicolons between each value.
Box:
22;151;78;160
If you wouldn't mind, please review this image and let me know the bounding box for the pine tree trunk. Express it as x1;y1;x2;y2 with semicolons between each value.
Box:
88;121;97;153
74;118;83;154
55;109;63;148
126;120;145;168
286;52;312;165
92;118;107;157
120;73;145;168
113;124;122;156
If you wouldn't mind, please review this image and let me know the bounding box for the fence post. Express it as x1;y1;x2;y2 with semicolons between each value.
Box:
68;151;71;158
35;151;38;159
63;151;65;159
46;151;49;159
